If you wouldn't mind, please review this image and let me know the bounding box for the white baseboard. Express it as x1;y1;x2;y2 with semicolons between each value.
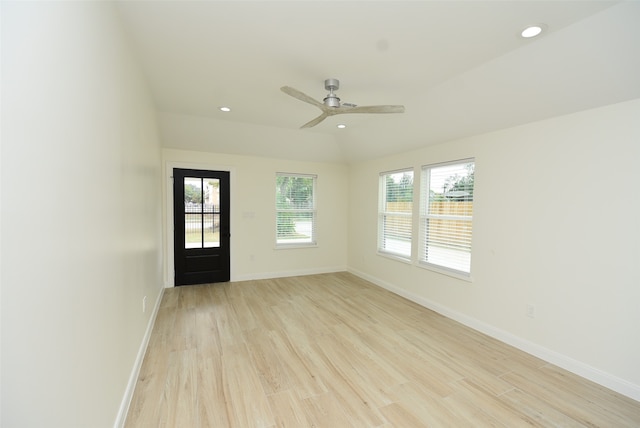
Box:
233;265;347;282
113;287;165;428
163;266;347;287
347;267;640;403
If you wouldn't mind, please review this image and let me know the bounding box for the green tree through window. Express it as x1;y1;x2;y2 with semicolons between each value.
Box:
276;173;317;246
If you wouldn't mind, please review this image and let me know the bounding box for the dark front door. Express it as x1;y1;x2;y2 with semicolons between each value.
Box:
173;168;230;285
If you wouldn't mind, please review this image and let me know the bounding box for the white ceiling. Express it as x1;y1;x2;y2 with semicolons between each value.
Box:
116;1;640;163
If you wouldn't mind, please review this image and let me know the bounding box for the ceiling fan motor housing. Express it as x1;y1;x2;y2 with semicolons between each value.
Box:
323;78;341;108
323;94;341;108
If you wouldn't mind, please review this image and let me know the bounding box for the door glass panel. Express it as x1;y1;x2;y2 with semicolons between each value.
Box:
185;213;202;249
184;177;221;249
203;178;220;247
184;177;203;249
203;213;220;248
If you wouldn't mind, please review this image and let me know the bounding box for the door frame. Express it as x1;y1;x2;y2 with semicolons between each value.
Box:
164;161;236;287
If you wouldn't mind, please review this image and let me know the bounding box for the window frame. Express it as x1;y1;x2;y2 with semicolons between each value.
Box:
377;168;414;261
275;172;317;249
418;159;475;279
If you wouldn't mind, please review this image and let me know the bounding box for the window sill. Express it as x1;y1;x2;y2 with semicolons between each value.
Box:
377;251;412;264
275;243;318;250
417;261;473;283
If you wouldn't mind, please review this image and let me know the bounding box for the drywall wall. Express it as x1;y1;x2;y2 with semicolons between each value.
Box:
1;2;163;426
162;149;348;285
348;99;640;400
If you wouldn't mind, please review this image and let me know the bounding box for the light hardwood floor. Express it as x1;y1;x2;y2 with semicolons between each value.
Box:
125;272;640;427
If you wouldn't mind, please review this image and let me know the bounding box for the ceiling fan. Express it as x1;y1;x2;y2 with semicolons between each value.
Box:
281;78;405;128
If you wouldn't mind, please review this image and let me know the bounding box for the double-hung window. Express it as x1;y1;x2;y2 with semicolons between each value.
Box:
378;169;413;259
276;173;317;247
419;159;474;276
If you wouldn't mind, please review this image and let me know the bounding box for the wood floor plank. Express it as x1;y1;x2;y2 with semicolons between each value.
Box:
229;294;259;332
124;343;172;427
302;337;387;426
449;379;542;427
196;353;230;427
379;402;431;427
267;329;329;399
221;343;275;427
395;327;517;396
495;388;586;427
210;293;245;348
313;330;395;409
269;303;316;346
301;392;357;428
159;287;179;309
268;390;310;427
278;298;335;338
157;350;182;427
169;348;198;427
125;272;640;427
501;366;640;427
244;328;294;395
243;294;285;333
172;307;197;351
385;381;472;427
329;322;409;388
194;310;222;356
541;363;640;423
357;324;459;398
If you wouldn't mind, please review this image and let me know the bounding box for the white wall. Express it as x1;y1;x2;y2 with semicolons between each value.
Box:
1;2;163;426
162;149;348;285
348;99;640;400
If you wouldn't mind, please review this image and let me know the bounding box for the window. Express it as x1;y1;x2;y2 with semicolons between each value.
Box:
276;173;317;247
378;169;414;259
419;159;474;276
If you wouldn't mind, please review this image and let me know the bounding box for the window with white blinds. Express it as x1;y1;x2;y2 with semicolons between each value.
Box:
378;169;413;259
419;160;474;276
276;173;317;247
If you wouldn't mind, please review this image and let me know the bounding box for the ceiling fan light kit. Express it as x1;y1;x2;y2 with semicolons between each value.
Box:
281;78;405;128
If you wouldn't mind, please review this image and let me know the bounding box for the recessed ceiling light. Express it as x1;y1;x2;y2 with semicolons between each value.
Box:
337;124;347;129
219;106;231;112
521;25;543;38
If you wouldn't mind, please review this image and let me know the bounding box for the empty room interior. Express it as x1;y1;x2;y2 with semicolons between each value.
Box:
2;1;640;427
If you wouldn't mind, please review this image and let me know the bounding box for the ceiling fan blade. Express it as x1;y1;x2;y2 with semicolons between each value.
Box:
281;86;324;109
300;112;328;128
339;105;405;114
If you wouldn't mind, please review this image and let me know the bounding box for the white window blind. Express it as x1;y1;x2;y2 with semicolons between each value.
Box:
276;173;316;247
419;160;474;275
378;169;413;259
